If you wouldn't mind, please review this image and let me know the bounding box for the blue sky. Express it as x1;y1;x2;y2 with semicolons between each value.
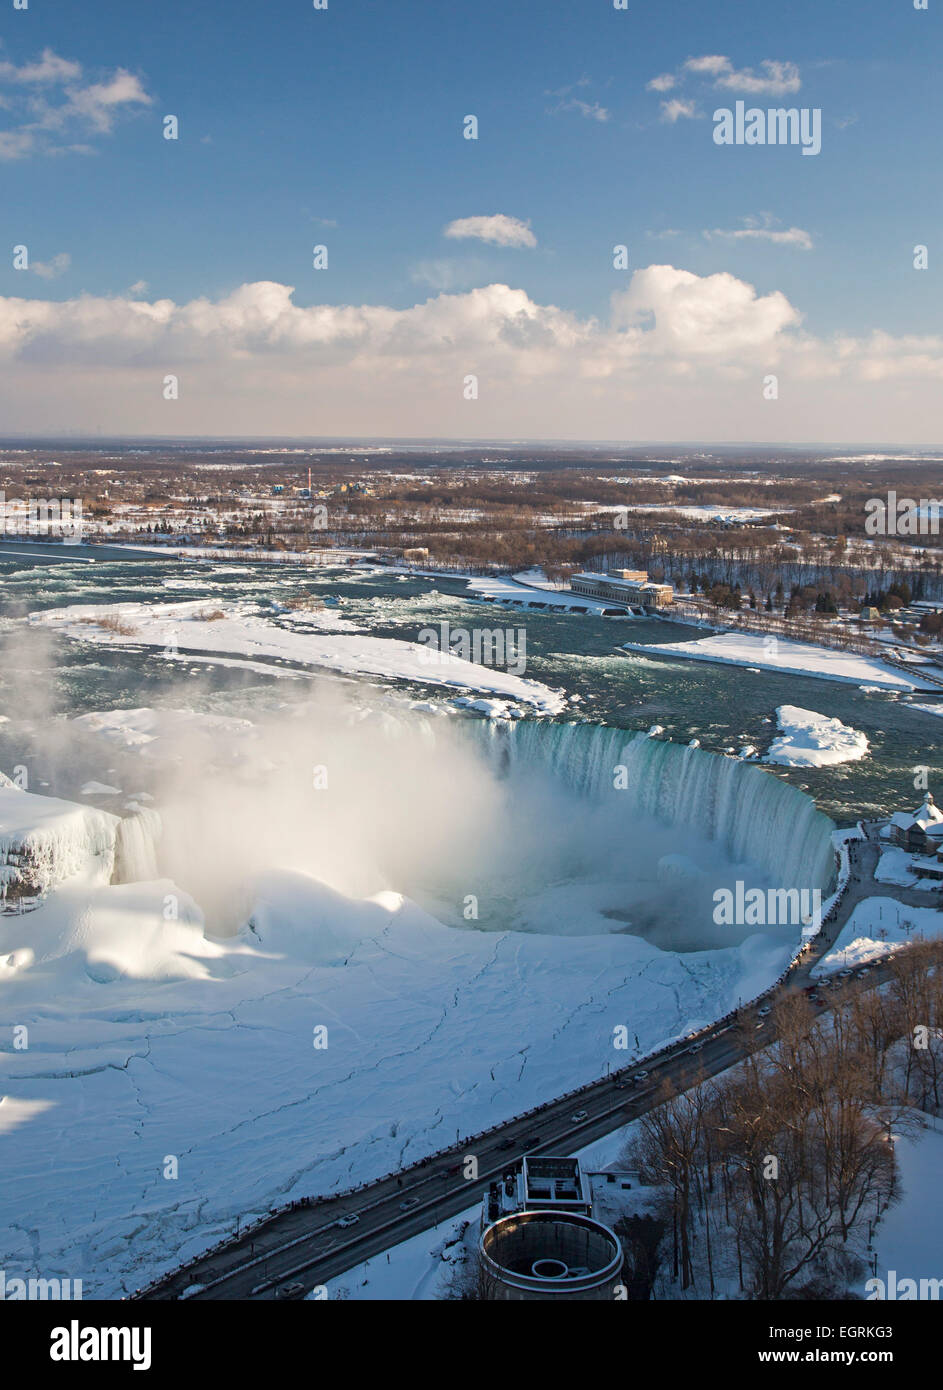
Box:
0;0;940;441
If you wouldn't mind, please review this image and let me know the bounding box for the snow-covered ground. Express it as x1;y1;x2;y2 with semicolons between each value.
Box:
870;1121;943;1298
0;860;791;1296
623;631;938;692
0;783;117;906
874;848;923;889
30;599;568;714
763;705;869;768
813;898;943;976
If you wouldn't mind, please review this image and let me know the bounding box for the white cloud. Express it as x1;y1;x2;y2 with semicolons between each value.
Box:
651;55;802;106
554;97;610;122
715;59;801;96
443;215;537;249
660;99;699;123
705;216;814;250
30;252;71;280
0;51;151;159
0;48;82;84
0;270;939;442
683;55;734;77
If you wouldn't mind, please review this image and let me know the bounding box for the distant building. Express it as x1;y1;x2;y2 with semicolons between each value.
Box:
402;547;430;562
570;569;674;611
860;606;881;622
888;793;943;856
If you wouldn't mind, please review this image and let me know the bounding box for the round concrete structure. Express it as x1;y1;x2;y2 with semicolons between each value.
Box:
479;1210;623;1301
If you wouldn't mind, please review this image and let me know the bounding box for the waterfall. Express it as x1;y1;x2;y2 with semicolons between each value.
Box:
464;721;836;894
113;808;163;884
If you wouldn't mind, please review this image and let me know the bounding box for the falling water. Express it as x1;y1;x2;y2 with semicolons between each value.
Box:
466;721;836;893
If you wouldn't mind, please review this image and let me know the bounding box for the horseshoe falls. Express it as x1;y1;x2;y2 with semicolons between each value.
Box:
467;720;836;895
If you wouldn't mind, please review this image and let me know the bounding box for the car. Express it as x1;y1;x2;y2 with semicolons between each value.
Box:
839;969;854;979
758;1004;772;1016
614;1075;632;1088
496;1137;515;1150
275;1282;306;1300
571;1110;588;1123
336;1213;360;1229
689;1041;704;1053
857;969;871;979
399;1197;420;1211
807;993;820;1003
633;1070;650;1083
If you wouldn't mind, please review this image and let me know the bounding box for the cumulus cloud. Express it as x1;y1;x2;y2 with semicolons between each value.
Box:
0;269;939;441
647;73;677;93
0;49;151;159
443;215;537;249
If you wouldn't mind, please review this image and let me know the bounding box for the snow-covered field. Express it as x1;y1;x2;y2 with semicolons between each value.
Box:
813;898;943;975
30;598;568;714
623;631;938;692
764;705;869;768
0;859;789;1296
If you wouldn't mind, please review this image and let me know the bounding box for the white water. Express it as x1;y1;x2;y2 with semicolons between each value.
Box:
113;809;162;884
468;721;836;894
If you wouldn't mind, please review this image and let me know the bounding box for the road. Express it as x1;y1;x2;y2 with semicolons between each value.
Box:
135;825;933;1301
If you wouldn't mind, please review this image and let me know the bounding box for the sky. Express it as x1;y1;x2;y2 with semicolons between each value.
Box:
0;0;940;443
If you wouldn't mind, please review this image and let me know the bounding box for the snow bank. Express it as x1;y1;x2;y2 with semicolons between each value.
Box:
0;786;118;910
623;632;937;692
0;867;793;1295
34;600;567;714
812;897;943;976
764;705;869;768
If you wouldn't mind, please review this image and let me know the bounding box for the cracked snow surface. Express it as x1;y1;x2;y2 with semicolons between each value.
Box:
0;867;789;1296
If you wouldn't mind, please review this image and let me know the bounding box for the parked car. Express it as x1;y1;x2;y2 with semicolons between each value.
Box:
758;1004;772;1016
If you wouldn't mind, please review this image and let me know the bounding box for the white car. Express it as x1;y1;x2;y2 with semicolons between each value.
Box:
570;1110;588;1123
633;1070;650;1083
336;1213;360;1229
758;1004;772;1016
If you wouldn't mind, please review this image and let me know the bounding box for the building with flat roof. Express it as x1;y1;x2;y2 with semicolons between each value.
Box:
570;570;674;611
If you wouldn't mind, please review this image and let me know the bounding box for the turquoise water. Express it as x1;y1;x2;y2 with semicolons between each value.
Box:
1;547;939;825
